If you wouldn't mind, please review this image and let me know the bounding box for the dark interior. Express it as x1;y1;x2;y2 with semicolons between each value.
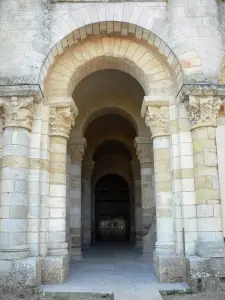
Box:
95;174;130;242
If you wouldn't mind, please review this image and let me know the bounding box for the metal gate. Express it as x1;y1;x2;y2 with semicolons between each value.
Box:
99;217;127;241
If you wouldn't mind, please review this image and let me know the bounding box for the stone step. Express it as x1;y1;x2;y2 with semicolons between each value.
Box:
114;291;163;300
42;291;163;300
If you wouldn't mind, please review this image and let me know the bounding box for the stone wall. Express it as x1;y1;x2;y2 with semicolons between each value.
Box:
0;0;223;88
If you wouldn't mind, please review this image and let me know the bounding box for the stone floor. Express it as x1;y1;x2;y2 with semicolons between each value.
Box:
42;242;188;300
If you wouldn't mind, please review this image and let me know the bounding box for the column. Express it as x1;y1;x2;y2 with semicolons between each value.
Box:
130;160;142;248
69;139;86;261
42;98;77;284
0;96;37;260
142;97;184;283
82;161;95;249
66;153;71;257
184;94;224;256
134;137;155;254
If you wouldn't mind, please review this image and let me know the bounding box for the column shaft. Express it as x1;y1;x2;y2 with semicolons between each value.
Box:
192;126;223;252
70;163;82;259
153;136;174;254
0;127;30;259
48;136;68;255
82;179;92;249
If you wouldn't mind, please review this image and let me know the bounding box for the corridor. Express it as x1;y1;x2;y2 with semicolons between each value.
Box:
42;243;188;299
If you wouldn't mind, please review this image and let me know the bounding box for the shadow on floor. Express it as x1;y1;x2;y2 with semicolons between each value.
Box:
42;242;188;298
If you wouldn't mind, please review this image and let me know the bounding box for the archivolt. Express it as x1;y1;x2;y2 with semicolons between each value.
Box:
43;28;184;98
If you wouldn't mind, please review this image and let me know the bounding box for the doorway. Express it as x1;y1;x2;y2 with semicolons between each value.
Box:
95;174;130;242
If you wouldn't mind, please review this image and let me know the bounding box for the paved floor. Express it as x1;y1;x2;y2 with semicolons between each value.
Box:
42;243;188;299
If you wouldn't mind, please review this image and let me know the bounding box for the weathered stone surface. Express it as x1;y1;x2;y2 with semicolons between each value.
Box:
41;256;69;284
153;252;185;283
0;258;41;287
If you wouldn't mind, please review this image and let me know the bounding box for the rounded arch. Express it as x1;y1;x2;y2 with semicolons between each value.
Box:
83;135;137;163
44;36;175;98
82;107;138;137
93;139;132;162
42;22;189;98
93;170;132;190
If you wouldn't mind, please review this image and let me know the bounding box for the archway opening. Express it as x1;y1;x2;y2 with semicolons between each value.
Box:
84;115;137;247
95;174;130;243
68;67;152;257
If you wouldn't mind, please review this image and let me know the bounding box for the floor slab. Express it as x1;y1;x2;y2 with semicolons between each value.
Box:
42;243;188;299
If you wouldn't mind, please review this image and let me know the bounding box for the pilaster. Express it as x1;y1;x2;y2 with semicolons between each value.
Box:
0;95;40;260
82;161;95;249
181;85;225;257
42;97;77;284
134;137;155;254
69;138;87;260
142;96;184;283
0;92;42;287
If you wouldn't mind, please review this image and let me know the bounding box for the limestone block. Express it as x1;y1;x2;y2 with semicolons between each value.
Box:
50;184;66;197
9;206;27;219
179;132;192;143
180;155;194;169
182;178;195;192
185;256;213;291
184;218;197;232
180;142;193;156
214;204;221;218
197;205;213;218
204;151;218;167
153;252;185;283
1;192;27;206
42;256;69;284
8;232;27;245
153;137;170;149
0;257;41;287
49;219;65;231
193;153;205;167
50;208;66;218
12;129;30;147
0;219;27;233
197;217;222;232
15;179;27;193
196;189;220;203
3;145;29;157
183;205;196;218
48;231;66;243
193;139;215;153
182;168;194;179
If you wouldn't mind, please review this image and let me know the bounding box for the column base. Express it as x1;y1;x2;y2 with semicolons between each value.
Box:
0;245;29;260
186;255;225;291
42;255;69;284
0;257;41;287
135;240;143;250
71;248;82;261
142;232;154;254
196;242;225;258
153;251;185;283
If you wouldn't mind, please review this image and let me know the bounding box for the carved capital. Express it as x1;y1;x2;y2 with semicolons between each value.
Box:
83;161;95;180
130;159;140;179
49;98;78;138
0;96;38;131
69;139;87;164
134;137;152;165
184;95;222;128
142;99;170;138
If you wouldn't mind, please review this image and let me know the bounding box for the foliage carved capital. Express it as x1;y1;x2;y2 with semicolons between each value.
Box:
0;96;38;131
142;100;170;138
49;98;78;139
184;95;222;128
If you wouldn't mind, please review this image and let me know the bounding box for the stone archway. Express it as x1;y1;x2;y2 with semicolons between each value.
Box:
41;28;185;283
